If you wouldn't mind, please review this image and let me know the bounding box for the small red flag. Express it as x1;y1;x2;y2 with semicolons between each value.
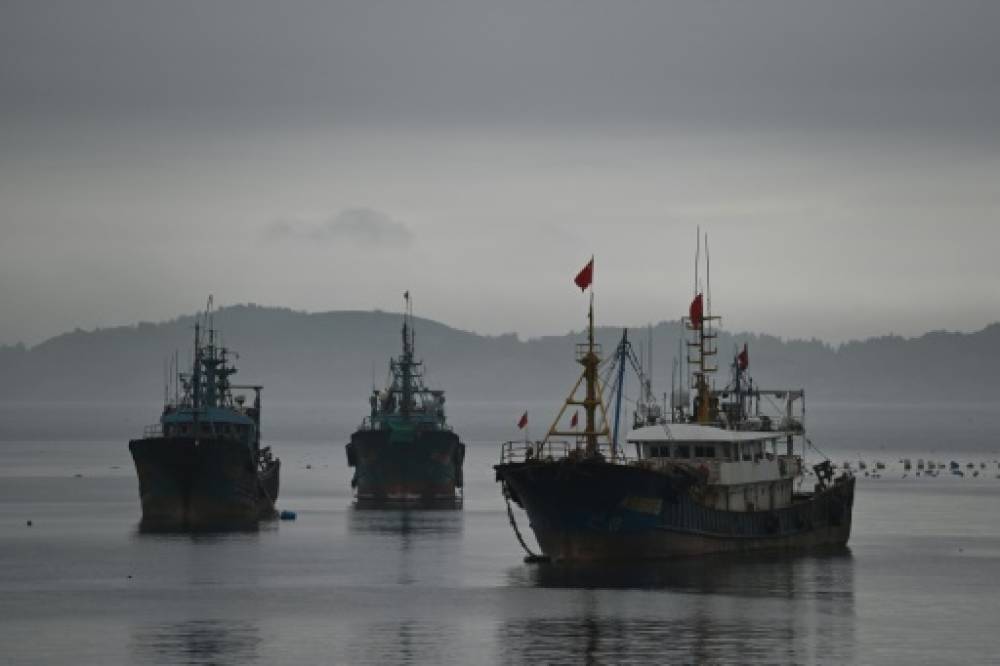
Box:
570;411;579;428
689;293;704;328
737;343;749;370
573;257;594;291
517;411;528;429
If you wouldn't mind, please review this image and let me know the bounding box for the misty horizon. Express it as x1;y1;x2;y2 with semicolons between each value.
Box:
2;297;998;351
3;1;999;348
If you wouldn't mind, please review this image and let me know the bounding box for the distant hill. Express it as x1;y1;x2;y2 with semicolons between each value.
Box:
2;304;999;405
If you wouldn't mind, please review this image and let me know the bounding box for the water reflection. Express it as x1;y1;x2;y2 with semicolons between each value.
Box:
513;548;853;596
347;507;466;585
131;619;260;665
347;507;464;538
132;524;269;543
135;521;274;538
499;550;856;664
341;619;461;664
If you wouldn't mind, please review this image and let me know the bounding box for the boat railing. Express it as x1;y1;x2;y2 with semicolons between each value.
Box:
143;423;163;437
500;440;635;465
501;440;568;463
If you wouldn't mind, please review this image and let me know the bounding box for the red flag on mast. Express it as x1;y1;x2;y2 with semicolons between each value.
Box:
517;411;528;429
689;293;704;328
570;411;579;428
574;257;594;291
737;343;749;370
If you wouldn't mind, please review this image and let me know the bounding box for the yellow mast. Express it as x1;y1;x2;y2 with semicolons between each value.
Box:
688;230;719;424
687;309;720;424
543;288;612;457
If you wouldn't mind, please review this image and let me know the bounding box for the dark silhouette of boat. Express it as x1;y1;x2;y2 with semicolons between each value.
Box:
129;298;279;529
495;247;854;561
345;293;465;507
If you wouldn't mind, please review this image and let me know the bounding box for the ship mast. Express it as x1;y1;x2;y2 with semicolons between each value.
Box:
543;259;612;458
688;230;719;424
400;291;414;418
582;293;601;456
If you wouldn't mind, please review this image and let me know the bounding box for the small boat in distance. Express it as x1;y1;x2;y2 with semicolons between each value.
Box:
345;292;465;507
495;249;855;562
129;298;280;529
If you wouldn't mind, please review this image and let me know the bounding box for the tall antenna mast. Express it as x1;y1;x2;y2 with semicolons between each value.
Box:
694;225;701;296
206;294;215;351
678;334;684;412
706;232;711;319
648;324;653;399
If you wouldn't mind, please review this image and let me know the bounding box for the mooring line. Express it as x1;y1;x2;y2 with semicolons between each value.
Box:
502;481;548;563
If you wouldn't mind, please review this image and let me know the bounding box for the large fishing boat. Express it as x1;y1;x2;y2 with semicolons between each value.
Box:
345;293;465;506
495;252;854;561
129;299;280;529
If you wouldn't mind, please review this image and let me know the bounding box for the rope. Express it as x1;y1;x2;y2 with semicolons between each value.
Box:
805;437;831;461
501;481;548;563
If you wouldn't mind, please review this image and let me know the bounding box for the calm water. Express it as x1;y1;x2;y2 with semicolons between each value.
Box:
1;403;999;664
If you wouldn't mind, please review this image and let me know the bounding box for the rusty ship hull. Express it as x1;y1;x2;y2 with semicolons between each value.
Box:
347;428;464;506
130;436;280;529
496;458;854;561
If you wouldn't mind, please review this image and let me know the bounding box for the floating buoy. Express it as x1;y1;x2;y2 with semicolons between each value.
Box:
279;510;297;521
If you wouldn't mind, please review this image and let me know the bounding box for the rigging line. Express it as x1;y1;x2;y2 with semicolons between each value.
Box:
762;392;786;417
501;481;546;562
805;437;831;462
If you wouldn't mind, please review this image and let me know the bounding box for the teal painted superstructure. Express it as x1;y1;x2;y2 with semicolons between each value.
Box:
129;299;279;528
346;294;465;504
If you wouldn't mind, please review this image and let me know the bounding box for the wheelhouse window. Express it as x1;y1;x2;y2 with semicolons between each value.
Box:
648;445;670;458
675;445;690;459
695;445;716;459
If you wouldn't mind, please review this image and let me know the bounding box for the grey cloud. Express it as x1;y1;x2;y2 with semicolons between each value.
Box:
265;209;413;248
2;1;998;139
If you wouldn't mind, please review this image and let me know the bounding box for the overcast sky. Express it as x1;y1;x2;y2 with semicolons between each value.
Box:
2;0;998;346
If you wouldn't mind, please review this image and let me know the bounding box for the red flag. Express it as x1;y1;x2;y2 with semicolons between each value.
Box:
570;411;579;428
689;293;704;328
517;411;528;429
738;343;749;370
573;257;594;291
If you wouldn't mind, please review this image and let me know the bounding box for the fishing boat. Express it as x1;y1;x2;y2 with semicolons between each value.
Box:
345;293;465;506
129;298;280;529
495;250;855;562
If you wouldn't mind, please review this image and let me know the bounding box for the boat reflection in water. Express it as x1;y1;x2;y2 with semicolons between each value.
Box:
348;507;465;587
347;507;465;538
130;619;261;666
500;550;856;664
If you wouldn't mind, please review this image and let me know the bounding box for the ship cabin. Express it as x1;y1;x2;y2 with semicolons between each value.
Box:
368;388;448;432
158;405;258;446
626;423;803;512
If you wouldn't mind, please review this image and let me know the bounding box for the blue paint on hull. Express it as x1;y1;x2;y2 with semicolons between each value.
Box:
495;459;854;560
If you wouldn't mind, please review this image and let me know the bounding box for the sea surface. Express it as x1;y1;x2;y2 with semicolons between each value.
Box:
1;402;999;664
